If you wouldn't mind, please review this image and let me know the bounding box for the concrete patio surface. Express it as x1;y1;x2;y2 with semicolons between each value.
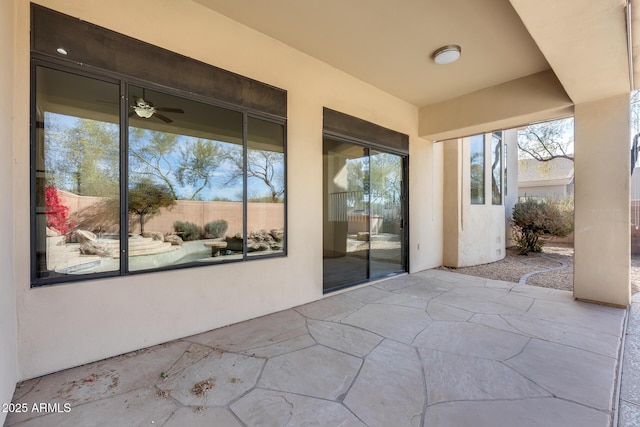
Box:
5;269;630;427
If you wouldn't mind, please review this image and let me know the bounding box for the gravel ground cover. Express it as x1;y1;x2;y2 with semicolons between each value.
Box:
439;243;640;294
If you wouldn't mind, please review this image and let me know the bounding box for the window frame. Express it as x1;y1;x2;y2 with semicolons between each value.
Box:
30;59;287;287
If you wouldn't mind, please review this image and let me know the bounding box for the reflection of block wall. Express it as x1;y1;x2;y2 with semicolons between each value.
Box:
59;191;284;236
144;201;285;235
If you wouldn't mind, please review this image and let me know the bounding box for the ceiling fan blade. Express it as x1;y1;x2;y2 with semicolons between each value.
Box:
154;113;173;123
128;111;136;117
155;107;184;114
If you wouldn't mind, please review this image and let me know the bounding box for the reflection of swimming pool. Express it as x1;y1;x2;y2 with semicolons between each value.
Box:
70;240;246;274
174;250;211;264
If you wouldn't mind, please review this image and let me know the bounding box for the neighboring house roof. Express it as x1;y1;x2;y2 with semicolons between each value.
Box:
518;158;574;188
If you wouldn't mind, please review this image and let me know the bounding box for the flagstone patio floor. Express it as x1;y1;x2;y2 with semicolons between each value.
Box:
5;269;636;426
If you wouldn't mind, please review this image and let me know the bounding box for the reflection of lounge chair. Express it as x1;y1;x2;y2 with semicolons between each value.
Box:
77;229;115;257
203;240;227;257
77;229;98;243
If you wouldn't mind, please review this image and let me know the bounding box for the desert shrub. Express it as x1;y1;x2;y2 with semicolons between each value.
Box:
173;221;204;241
204;219;228;239
511;198;573;255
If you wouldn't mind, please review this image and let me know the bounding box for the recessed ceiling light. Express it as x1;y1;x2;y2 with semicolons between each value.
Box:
433;45;461;65
56;47;68;55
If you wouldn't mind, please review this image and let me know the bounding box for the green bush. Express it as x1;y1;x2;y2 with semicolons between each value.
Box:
204;219;228;239
511;198;573;255
173;221;204;241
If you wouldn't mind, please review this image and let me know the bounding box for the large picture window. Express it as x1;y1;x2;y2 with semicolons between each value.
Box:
32;66;286;285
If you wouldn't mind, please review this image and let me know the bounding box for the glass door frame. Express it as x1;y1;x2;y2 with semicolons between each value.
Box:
322;132;409;293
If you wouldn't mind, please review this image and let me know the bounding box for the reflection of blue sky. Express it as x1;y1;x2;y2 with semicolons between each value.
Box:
128;129;243;201
45;113;284;201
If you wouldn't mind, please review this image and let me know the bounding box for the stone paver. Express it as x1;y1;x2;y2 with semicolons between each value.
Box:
505;339;617;411
259;345;361;400
419;349;549;404
618;292;640;426
413;321;530;360
6;270;628;427
343;340;424;427
424;398;610;427
232;389;366;427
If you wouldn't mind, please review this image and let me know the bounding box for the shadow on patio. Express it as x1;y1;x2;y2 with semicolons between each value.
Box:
5;270;628;427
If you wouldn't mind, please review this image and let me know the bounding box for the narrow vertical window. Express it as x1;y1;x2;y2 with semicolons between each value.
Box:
491;132;503;205
504;143;508;197
470;135;485;204
246;116;286;256
33;66;121;281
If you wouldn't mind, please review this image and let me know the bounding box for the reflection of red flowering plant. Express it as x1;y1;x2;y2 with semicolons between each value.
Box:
44;185;75;236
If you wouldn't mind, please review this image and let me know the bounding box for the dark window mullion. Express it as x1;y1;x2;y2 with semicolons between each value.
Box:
242;112;248;259
120;82;129;274
365;147;371;281
29;60;38;285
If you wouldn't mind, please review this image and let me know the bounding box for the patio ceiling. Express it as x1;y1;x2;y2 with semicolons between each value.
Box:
194;0;635;109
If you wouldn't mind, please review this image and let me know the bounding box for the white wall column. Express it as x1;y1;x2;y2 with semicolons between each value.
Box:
574;94;630;306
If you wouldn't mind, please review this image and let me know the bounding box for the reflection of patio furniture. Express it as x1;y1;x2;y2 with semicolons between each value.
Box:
203;241;228;257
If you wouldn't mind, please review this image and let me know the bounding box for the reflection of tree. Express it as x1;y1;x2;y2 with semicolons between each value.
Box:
128;178;176;234
46;117;119;197
176;139;222;200
491;138;502;204
129;128;179;199
129;128;223;200
224;147;284;202
346;154;402;205
470;152;484;195
370;153;401;205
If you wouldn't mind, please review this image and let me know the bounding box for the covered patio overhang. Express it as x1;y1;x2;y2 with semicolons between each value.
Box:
192;0;638;307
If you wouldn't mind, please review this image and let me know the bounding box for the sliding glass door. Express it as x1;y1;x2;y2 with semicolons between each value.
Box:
323;137;407;292
369;149;405;280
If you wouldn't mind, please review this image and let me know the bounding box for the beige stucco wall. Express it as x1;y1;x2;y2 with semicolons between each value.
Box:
574;94;630;306
12;0;443;379
442;137;506;268
419;71;573;141
0;0;18;422
442;140;461;266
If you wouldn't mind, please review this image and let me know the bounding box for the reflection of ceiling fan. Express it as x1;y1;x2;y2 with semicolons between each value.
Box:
129;91;184;123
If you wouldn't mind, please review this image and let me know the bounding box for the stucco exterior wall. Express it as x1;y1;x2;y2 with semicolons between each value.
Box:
574;94;630;306
0;0;18;422
12;0;443;379
442;137;506;268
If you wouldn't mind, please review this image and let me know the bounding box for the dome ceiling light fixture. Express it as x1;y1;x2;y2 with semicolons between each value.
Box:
433;44;462;65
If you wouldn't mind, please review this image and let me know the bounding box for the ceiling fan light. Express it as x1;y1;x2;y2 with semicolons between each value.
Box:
433;45;461;65
134;108;154;119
